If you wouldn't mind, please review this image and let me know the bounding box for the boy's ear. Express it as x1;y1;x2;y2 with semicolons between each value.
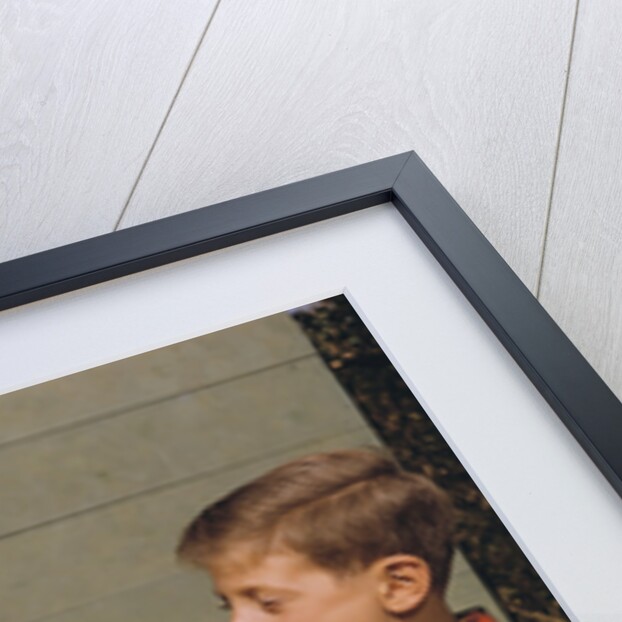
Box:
372;554;432;614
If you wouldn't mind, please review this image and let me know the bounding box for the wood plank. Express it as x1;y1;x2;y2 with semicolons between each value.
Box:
0;312;314;444
0;0;218;262
0;427;379;622
0;355;362;536
118;0;576;291
39;573;223;622
538;0;622;401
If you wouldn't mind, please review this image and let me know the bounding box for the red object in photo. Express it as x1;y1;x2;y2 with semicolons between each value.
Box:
458;609;497;622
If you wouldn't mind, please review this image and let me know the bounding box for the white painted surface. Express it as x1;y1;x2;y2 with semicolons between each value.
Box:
117;0;575;290
1;205;620;621
0;0;218;262
2;1;622;618
539;0;622;401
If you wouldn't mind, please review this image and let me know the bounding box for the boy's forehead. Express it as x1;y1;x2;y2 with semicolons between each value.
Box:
206;546;320;584
206;541;269;574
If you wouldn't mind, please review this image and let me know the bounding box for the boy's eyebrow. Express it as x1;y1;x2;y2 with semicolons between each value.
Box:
244;586;300;598
218;586;300;598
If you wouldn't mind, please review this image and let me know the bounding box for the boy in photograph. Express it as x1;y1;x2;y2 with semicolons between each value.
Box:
176;447;495;622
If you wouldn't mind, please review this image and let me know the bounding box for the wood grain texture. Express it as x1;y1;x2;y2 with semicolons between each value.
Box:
0;312;313;444
0;356;364;536
118;0;576;292
538;0;622;401
0;0;218;262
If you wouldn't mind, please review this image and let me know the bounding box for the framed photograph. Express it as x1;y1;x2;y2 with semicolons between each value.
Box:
0;151;620;622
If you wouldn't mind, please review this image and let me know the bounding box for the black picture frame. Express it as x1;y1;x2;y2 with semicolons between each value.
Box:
1;150;620;500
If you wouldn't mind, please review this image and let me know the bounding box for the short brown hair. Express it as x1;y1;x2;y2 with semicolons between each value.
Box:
176;446;455;593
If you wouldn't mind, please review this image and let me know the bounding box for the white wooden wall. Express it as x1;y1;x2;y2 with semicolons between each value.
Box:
1;0;620;401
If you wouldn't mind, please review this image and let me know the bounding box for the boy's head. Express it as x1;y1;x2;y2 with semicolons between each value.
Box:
176;447;456;621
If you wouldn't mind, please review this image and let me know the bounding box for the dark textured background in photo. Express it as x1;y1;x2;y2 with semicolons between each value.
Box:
290;295;568;622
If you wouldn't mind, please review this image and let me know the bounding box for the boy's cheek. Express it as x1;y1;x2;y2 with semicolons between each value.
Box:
296;591;382;622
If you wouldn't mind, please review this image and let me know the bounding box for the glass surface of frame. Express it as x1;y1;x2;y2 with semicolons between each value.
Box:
1;204;621;621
